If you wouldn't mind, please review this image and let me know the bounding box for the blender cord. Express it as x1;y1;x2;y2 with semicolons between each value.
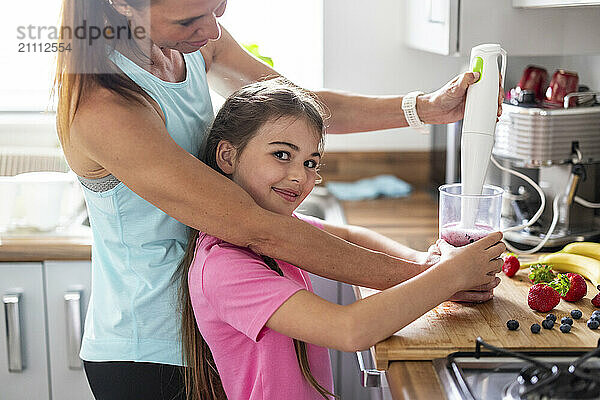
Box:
574;196;600;208
490;155;561;254
490;156;545;233
504;194;560;255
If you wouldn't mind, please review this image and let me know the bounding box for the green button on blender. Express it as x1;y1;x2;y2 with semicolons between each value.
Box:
472;57;483;82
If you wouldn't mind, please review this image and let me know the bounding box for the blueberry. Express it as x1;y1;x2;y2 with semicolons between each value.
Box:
561;317;573;326
530;323;541;334
591;314;600;322
588;319;600;330
542;319;554;330
507;320;519;331
570;310;583;320
560;324;571;333
546;313;557;322
592;310;600;317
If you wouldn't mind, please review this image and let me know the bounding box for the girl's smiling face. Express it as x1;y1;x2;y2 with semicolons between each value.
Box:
216;117;322;216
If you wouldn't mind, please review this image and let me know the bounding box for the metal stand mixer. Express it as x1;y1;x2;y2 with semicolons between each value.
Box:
490;91;600;248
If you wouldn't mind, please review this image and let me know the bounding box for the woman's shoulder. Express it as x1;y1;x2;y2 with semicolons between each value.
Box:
66;83;165;177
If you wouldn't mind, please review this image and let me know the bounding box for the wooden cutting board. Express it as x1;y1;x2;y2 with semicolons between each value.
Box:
355;267;600;370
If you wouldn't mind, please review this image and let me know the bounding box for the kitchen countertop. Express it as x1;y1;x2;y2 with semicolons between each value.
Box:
0;226;92;261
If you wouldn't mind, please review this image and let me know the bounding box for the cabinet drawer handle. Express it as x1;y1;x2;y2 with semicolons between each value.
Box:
3;293;24;372
356;350;382;387
64;291;83;370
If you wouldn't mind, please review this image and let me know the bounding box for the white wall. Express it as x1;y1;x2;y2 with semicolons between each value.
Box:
322;0;600;152
323;0;467;152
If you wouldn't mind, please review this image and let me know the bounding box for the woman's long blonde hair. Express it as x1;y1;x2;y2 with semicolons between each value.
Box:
53;0;154;147
174;78;338;400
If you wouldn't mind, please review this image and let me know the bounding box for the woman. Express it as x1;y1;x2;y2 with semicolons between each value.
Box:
54;0;503;398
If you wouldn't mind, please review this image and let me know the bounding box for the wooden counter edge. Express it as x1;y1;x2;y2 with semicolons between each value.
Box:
387;361;447;400
0;237;92;261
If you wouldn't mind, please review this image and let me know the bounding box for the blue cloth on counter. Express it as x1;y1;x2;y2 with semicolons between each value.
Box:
325;174;412;201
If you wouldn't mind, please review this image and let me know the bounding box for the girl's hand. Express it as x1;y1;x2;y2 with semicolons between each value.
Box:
418;242;500;302
435;232;506;291
417;71;504;125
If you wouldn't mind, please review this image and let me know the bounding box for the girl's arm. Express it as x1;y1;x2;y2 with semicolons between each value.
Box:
319;220;500;301
266;234;505;352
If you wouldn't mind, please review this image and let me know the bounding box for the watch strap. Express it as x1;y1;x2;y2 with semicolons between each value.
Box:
402;91;429;134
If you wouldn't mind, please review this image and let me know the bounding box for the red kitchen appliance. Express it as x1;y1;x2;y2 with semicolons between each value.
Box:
516;65;548;102
545;69;579;108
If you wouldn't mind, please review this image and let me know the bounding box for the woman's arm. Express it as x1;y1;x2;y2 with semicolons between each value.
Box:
204;26;503;135
266;233;505;352
70;87;424;290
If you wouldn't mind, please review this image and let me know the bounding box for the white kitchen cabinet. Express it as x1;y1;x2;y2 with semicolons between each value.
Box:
406;0;600;56
513;0;600;7
0;261;93;400
0;263;50;400
44;261;93;400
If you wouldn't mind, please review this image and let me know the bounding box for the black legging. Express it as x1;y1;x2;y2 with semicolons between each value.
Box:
83;361;186;400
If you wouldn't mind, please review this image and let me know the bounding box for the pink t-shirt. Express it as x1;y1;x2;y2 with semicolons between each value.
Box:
189;213;334;400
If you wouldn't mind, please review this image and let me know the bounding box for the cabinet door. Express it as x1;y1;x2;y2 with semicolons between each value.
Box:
405;0;459;55
459;0;600;56
44;261;93;400
0;262;50;400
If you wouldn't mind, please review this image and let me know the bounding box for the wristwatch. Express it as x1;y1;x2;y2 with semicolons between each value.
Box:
402;91;429;134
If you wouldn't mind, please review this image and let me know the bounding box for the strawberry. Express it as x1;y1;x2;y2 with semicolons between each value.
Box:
560;273;587;302
592;285;600;308
528;264;556;284
502;254;520;277
528;284;561;313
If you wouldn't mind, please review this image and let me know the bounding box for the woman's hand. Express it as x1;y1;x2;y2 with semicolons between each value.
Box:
417;71;505;125
448;278;501;303
415;244;441;270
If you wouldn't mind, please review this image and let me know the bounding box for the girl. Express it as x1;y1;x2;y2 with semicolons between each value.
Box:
176;79;505;400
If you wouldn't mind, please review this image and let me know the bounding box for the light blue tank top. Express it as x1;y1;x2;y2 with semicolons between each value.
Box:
79;49;214;365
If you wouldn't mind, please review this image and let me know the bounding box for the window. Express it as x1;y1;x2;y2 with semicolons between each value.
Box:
0;1;62;111
0;1;323;113
213;1;323;108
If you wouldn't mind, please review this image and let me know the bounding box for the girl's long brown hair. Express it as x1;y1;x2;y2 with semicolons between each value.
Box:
175;78;338;400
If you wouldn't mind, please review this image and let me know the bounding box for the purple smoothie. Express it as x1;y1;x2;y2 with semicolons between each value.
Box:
440;223;493;247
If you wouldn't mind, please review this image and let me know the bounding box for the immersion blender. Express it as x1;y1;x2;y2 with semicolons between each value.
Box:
460;44;507;228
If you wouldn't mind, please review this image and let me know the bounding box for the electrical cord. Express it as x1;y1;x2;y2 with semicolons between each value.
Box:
490;155;561;254
504;194;560;255
490;155;545;233
574;196;600;208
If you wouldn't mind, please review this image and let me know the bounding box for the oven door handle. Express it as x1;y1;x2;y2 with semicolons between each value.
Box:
356;350;382;387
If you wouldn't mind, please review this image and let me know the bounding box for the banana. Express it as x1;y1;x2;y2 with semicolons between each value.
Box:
536;252;600;288
561;242;600;262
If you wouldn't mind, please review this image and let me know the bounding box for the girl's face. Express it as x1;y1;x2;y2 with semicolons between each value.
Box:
219;117;322;216
128;0;226;53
